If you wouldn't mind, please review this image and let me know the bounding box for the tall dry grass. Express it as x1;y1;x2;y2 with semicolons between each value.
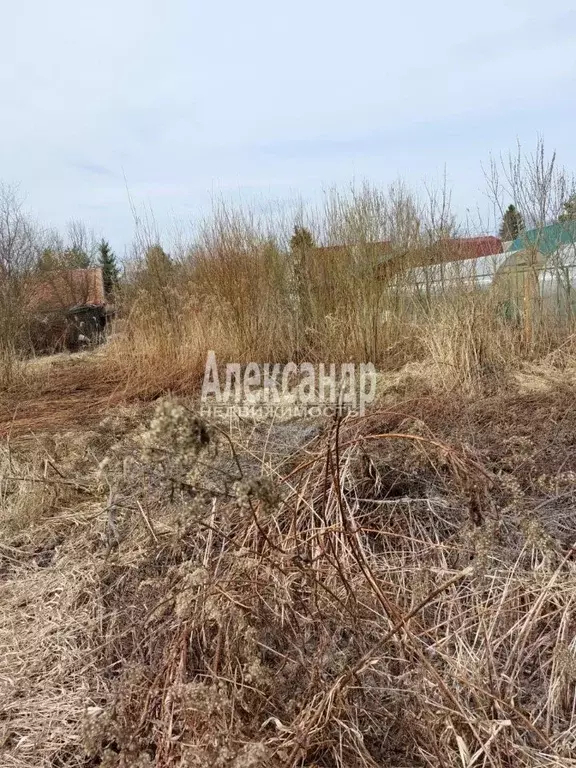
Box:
108;178;576;400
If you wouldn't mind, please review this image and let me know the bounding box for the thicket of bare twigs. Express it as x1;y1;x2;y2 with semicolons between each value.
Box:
1;140;575;402
103;141;576;401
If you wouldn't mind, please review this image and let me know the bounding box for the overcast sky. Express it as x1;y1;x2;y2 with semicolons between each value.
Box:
1;0;575;252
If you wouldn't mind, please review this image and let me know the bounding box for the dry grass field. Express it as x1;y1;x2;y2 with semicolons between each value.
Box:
3;163;576;766
2;350;576;767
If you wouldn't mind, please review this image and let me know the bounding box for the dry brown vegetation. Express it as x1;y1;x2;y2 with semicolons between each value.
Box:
2;142;575;426
2;379;576;767
2;143;576;766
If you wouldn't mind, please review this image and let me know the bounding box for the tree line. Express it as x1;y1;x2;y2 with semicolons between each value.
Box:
37;232;120;301
0;183;120;302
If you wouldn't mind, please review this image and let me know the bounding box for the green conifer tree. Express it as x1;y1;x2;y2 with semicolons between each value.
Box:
98;239;119;298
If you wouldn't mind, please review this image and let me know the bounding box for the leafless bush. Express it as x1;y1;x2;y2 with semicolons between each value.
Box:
485;138;576;231
0;183;40;365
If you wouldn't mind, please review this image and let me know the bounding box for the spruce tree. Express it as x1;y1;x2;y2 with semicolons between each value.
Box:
499;205;525;241
98;239;119;299
144;245;173;281
290;226;315;251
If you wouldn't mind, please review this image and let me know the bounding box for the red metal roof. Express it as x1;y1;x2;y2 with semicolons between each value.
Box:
405;236;503;269
441;236;502;260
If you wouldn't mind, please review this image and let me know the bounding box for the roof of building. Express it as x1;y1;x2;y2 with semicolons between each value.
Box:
406;236;502;268
313;237;503;277
27;268;105;313
508;221;576;256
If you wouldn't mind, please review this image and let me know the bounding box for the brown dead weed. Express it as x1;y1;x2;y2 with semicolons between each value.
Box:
0;353;205;439
1;384;576;766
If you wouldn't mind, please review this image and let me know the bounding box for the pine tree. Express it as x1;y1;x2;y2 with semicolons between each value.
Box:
64;246;91;269
499;205;525;242
36;246;90;270
36;248;60;272
290;226;315;251
144;244;173;279
559;194;576;223
98;239;119;298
